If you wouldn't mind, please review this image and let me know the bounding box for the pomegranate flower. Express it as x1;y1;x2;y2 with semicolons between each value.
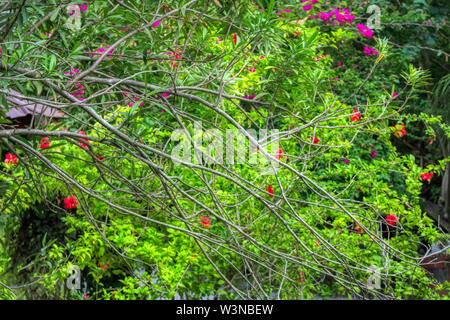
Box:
77;130;89;149
275;148;283;160
64;196;78;209
200;216;211;228
299;271;305;283
350;109;361;121
355;221;364;233
421;173;433;181
233;34;237;46
386;215;398;226
267;185;274;198
310;136;320;144
4;153;18;164
40;137;50;149
394;124;406;137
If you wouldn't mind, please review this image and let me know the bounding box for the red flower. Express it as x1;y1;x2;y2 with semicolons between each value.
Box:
421;173;433;181
355;221;364;233
394;124;406;137
77;130;89;149
78;130;89;142
233;34;237;46
310;136;320;144
386;215;397;226
64;196;78;209
4;153;18;164
200;216;211;228
275;148;283;160
350;109;361;122
98;261;109;270
40;137;50;149
299;271;305;283
267;185;274;198
316;241;320;247
96;155;105;161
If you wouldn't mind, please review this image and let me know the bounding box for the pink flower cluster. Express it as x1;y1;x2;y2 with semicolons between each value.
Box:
357;24;373;38
119;25;132;32
363;46;379;56
64;68;78;76
276;9;292;17
89;46;116;59
311;7;355;25
71;82;84;97
243;94;256;100
64;69;85;101
122;90;144;108
68;3;87;16
301;0;318;11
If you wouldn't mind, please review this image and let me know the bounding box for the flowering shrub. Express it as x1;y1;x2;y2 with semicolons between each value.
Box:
0;0;448;301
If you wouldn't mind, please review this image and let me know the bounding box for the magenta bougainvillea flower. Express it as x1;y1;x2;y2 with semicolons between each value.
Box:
89;45;115;59
153;20;161;27
64;196;78;209
363;46;379;56
386;215;398;226
344;159;349;164
40;137;50;149
357;24;373;38
129;98;144;108
370;147;377;158
421;173;433;181
393;92;398;99
68;3;87;16
311;7;354;25
4;153;18;164
64;68;78;76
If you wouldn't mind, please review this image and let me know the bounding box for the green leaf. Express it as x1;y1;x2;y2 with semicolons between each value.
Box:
50;8;60;22
49;54;57;72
